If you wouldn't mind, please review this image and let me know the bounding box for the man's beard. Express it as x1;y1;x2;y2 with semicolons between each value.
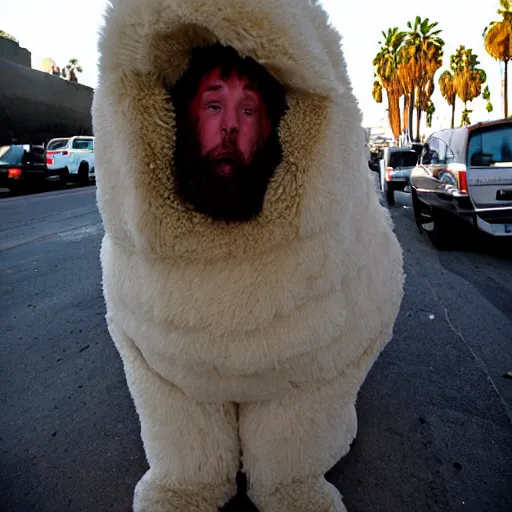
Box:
172;121;283;223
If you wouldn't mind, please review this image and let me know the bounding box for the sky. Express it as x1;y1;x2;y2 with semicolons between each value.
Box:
2;0;504;133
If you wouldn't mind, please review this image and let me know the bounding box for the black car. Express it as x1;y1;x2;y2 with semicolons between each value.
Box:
0;144;67;193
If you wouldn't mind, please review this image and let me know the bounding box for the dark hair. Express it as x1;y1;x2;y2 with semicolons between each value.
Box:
171;43;287;127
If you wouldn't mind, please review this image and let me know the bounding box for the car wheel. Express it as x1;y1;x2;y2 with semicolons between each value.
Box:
78;163;89;185
56;168;69;189
427;208;452;250
384;182;395;206
411;188;424;233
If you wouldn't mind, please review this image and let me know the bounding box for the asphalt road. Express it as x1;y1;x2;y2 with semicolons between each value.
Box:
1;185;511;512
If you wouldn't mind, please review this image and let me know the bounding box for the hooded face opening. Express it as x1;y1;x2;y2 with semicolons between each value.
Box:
171;43;288;222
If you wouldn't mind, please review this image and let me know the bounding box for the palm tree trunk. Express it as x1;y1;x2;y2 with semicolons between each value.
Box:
403;94;411;133
409;88;415;141
505;59;509;118
451;99;456;129
386;90;401;139
416;104;422;142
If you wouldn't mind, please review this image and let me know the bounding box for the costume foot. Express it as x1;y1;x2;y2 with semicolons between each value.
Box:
250;477;346;512
134;473;235;512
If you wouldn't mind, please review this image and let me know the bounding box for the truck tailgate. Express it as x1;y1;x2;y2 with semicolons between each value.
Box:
467;165;512;208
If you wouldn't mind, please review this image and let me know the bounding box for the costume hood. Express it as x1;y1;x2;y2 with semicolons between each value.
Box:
93;0;404;398
93;0;388;261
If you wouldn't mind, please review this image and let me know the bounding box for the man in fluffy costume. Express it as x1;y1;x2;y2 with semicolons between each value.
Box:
92;0;404;510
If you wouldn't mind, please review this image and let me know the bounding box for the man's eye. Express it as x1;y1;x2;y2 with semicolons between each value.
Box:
207;104;221;111
242;108;255;116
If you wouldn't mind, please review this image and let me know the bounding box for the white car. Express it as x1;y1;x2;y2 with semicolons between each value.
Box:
378;146;419;205
411;119;512;249
45;136;95;185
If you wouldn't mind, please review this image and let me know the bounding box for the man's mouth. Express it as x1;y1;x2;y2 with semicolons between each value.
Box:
214;159;235;177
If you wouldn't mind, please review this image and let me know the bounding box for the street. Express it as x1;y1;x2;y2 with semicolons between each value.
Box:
0;185;511;512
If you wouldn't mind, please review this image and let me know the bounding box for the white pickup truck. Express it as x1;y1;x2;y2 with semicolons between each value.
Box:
45;136;95;185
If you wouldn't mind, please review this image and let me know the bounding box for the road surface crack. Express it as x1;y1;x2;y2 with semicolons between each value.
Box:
424;278;512;424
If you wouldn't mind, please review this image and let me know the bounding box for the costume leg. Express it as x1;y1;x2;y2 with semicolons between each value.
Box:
240;375;359;512
108;321;239;512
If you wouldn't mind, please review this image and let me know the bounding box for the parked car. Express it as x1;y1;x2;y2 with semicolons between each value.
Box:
45;136;95;185
367;134;395;172
378;146;420;205
410;118;512;249
0;144;67;193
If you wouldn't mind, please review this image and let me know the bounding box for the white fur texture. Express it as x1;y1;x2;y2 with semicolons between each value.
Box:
93;0;404;510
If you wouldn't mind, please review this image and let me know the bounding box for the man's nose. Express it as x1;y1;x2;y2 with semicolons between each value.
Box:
221;108;239;135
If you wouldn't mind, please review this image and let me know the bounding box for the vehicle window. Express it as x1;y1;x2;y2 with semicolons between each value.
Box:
468;124;512;167
72;139;93;150
31;146;45;156
47;139;69;151
389;151;418;168
0;145;25;165
435;138;455;164
422;137;440;164
22;151;45;165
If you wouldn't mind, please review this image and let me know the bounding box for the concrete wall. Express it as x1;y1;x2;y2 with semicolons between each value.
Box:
0;37;31;67
0;58;93;145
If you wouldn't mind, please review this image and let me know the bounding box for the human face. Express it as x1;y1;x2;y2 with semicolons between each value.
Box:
189;68;272;177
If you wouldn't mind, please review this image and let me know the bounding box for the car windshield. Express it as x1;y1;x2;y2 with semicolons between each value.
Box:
0;145;28;165
468;124;512;167
389;151;418;168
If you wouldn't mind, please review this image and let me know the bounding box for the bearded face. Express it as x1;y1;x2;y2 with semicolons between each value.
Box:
171;45;286;222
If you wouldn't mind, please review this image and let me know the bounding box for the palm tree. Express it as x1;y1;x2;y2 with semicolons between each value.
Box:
64;58;83;83
405;17;445;141
397;39;417;135
439;70;457;128
438;47;466;129
483;0;512;117
373;28;407;139
452;46;487;126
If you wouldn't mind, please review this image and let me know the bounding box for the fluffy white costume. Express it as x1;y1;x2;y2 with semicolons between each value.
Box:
93;0;404;510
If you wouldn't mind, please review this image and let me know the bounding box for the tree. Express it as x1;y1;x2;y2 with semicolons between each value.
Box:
452;46;487;126
405;17;444;142
0;30;18;43
63;58;83;83
439;70;457;128
396;39;417;134
373;28;407;139
483;0;512;117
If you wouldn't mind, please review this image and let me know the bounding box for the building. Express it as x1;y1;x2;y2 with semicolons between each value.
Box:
0;37;93;145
